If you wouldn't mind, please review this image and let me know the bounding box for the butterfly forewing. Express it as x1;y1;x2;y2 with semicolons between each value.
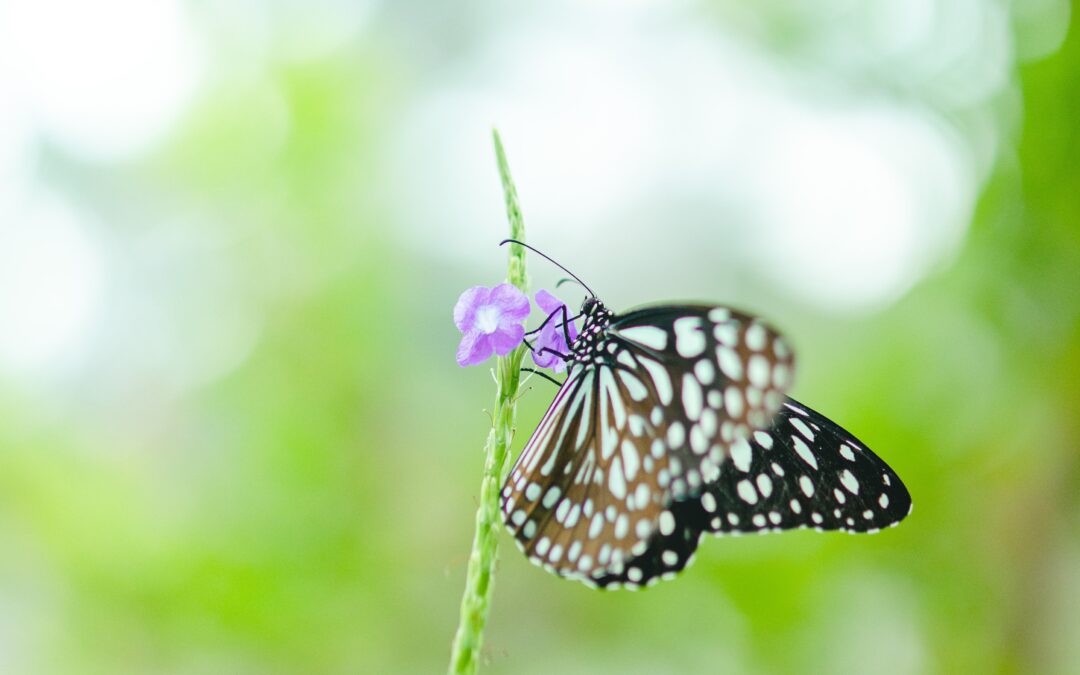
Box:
501;362;671;583
608;305;795;496
590;397;912;588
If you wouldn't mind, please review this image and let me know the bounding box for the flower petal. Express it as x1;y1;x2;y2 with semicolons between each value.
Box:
492;323;525;356
453;286;491;332
456;330;494;367
535;289;565;315
489;283;530;322
532;347;557;369
531;321;572;373
535;289;579;343
533;345;568;373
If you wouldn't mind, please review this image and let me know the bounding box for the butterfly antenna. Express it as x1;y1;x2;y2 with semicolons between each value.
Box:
499;239;595;297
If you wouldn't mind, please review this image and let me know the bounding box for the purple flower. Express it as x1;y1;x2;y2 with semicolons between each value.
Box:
454;283;531;367
531;289;579;373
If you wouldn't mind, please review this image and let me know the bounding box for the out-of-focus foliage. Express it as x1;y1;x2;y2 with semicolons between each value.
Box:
0;1;1077;674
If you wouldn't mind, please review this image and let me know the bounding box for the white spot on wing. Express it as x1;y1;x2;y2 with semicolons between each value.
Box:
689;424;708;455
682;373;703;421
555;499;570;523
609;457;627;499
792;436;818;469
659;510;675;535
565;503;581;528
589;513;604;539
708;307;730;322
747;354;770;388
714;322;738;346
667;421;685;448
619;326;667;350
699;408;718;437
543;487;561;509
525;483;541;501
730;437;753;472
673;317;706;357
621;439;640;482
756;473;773;498
716;345;743;380
790;417;815;441
602;368;626;430
737;479;758;504
840;469;860;494
724;386;744;418
634;483;651;509
639;357;673;405
694;358;715;385
618;370;649;401
745;323;767;351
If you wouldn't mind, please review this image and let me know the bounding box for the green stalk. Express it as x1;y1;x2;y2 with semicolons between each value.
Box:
447;130;528;675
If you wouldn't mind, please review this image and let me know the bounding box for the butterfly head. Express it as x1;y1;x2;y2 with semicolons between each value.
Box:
569;296;613;363
580;296;600;316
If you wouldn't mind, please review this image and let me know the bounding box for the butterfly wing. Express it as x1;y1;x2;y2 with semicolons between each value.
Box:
590;397;912;588
607;304;796;500
697;397;912;534
501;360;672;584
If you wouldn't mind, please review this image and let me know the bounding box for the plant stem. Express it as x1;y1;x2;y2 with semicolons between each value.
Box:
447;130;528;675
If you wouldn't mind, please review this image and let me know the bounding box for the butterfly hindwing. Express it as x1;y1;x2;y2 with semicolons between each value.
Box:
699;397;913;534
590;396;912;588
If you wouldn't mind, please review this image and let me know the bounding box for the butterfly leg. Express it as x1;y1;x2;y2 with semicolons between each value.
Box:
522;304;577;366
520;335;571;366
519;367;562;387
524;305;581;338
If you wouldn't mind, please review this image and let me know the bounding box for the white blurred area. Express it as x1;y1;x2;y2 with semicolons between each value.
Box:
0;0;366;394
391;0;1066;312
0;0;206;392
0;0;203;162
0;0;1071;391
0;196;104;375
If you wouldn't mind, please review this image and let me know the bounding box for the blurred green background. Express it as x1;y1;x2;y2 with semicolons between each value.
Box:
1;1;1078;673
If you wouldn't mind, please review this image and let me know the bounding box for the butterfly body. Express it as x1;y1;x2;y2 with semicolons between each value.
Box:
501;299;911;589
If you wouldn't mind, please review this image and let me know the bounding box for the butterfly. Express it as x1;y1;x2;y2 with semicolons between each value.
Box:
498;241;912;589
